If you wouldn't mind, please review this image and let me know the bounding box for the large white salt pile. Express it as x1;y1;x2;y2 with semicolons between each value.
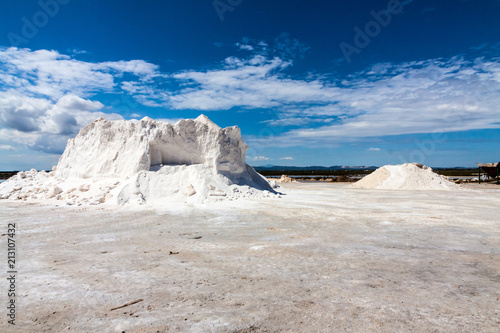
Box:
352;163;461;191
0;115;278;206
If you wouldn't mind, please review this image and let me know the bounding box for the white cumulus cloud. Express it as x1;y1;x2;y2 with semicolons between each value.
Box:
1;42;500;155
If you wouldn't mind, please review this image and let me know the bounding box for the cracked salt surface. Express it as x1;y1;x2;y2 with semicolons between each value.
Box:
1;182;499;331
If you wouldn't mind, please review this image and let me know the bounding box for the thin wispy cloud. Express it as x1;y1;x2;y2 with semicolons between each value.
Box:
0;144;15;151
270;56;500;145
250;156;271;161
67;49;89;55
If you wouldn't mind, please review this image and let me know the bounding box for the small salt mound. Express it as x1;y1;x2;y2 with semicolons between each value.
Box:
352;163;461;191
0;115;277;206
275;175;297;183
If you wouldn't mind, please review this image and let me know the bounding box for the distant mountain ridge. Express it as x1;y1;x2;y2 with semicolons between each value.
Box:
253;165;379;171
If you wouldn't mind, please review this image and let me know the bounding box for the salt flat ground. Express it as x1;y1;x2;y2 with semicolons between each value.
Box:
1;183;499;333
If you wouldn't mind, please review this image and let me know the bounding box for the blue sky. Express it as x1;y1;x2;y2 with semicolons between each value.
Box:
0;0;499;170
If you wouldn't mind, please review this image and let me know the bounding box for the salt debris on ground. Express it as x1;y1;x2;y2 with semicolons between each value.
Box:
352;163;462;190
0;115;278;206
